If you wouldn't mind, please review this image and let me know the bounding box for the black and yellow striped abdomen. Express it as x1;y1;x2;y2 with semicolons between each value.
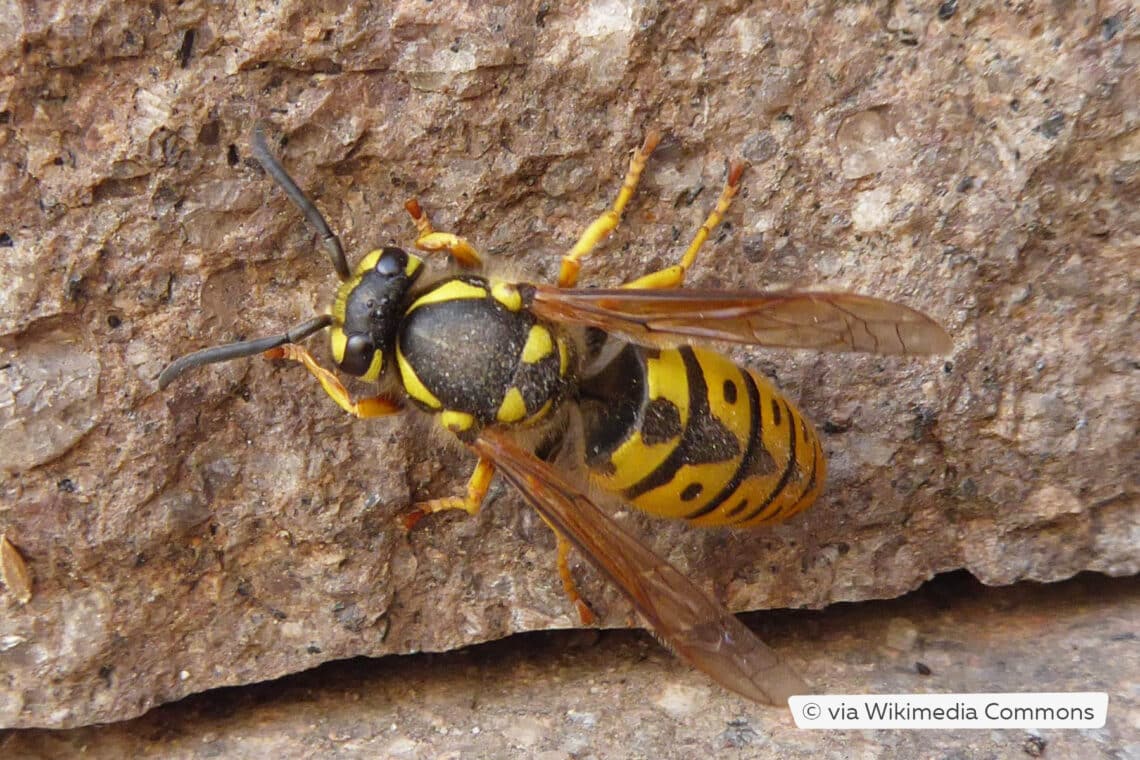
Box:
580;343;824;528
396;275;574;436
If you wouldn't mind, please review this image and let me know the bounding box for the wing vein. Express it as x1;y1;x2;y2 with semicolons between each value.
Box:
472;429;811;707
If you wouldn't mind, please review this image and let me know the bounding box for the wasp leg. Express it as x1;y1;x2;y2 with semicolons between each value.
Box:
264;344;401;418
557;131;661;288
403;456;496;530
620;160;745;290
522;511;598;625
403;199;484;268
403;455;596;625
555;530;596;625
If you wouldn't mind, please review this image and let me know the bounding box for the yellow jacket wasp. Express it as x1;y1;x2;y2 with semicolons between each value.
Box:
158;126;951;706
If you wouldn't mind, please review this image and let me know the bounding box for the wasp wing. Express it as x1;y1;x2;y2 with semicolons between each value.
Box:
529;285;952;355
472;428;811;706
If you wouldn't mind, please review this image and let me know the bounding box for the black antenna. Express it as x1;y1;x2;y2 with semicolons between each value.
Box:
158;125;358;389
157;315;333;389
251;123;351;281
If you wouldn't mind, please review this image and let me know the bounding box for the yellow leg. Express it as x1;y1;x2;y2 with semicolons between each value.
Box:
403;455;595;625
621;159;746;290
411;456;496;518
264;344;401;418
403;199;484;268
557;131;661;288
555;531;596;625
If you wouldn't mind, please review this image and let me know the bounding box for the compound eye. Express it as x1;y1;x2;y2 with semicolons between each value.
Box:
339;333;377;376
376;247;408;276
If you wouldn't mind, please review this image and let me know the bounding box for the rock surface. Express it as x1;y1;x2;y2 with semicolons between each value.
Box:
3;573;1137;757
1;0;1137;729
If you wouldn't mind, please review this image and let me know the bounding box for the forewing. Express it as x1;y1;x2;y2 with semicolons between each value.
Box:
472;428;811;707
530;285;952;355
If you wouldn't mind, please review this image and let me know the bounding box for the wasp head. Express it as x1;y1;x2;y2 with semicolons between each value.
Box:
330;247;423;379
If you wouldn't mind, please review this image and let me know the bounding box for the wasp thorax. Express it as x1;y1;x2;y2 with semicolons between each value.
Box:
331;247;423;379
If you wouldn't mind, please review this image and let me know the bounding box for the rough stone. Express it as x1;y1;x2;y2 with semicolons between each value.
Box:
0;0;1136;730
1;574;1135;758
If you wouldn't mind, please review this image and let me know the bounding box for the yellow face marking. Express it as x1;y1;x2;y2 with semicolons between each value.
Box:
332;277;356;324
496;387;528;423
521;325;554;364
354;249;423;278
361;349;383;381
355;249;385;275
490;281;522;312
440;410;475;433
330;327;348;364
407;280;487;313
396;347;442;409
332;318;381;379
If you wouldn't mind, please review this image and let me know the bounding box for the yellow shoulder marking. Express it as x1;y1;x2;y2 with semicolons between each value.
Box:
557;336;571;375
396;347;442;409
521;324;554;364
496;387;528;423
408;280;487;313
440;410;476;433
490;281;523;311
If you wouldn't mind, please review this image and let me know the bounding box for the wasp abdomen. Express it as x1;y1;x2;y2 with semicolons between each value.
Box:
581;343;824;527
395;276;573;434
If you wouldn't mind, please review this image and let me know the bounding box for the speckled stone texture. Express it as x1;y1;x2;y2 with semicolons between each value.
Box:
3;574;1137;758
0;0;1136;731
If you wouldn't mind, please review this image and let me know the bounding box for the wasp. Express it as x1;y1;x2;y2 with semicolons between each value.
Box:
158;126;951;707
